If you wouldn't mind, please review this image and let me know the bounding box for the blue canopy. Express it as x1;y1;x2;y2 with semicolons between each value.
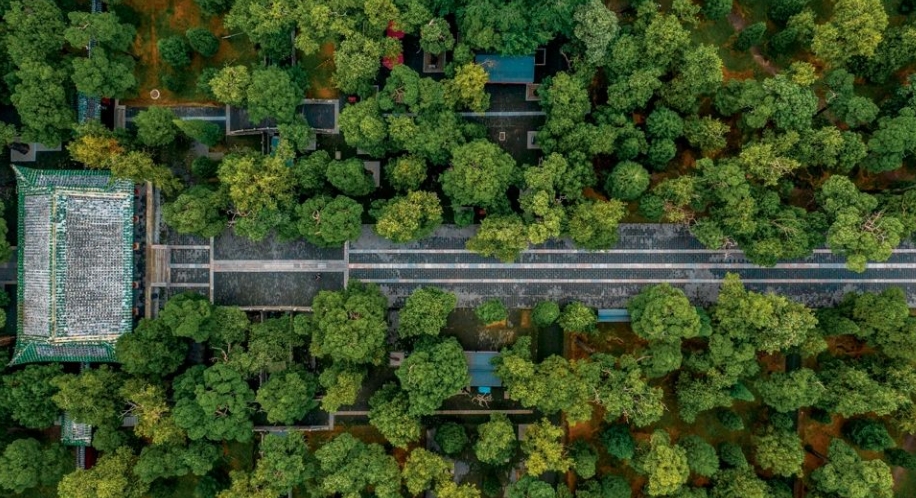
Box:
475;54;535;84
466;351;502;387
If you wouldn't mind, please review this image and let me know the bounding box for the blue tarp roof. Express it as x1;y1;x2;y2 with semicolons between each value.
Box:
465;351;502;387
475;54;535;84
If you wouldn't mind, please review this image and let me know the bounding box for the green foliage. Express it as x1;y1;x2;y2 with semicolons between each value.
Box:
629;284;702;341
420;18;455;54
638;430;689;496
443;139;516;209
186;28;219;57
445;63;490;112
710;469;768;498
318;365;364;412
396;337;470;416
1;363;62;429
399;287;458;339
756;368;826;413
386;155;427;191
607;161;650;201
158;36;191;67
296;195;363;247
10;61;74;146
51;365;124;427
5;0;65;65
679;435;718;477
558;302;597;333
340;97;388;157
702;0;732;20
522;420;572;476
403;448;451;495
315;433;401;498
219;151;296;215
172;364;255;443
71;48;136;98
718;442;748;469
435;422;469;456
133;441;220;484
334;33;386;95
310;282;388;365
843;418;895;451
885;448;916;470
120;379;186;446
375;191;443;243
247;67;303;124
327;158;377;197
58;446;147;498
116;318;188;378
568;200;626;250
467;215;530;262
571;441;598;479
163;185;228;238
506;476;557;498
716;410;745;431
252;433;314;494
0;439;71;494
810;439;893;498
754;429;804;477
135;107;178;146
476;299;508;324
812;0;888;66
174;119;223;146
475;414;517;465
601;424;635;460
256;369;319;425
573;0;619;65
191;155;219;178
532;301;561;327
735;22;766;51
209;65;250;106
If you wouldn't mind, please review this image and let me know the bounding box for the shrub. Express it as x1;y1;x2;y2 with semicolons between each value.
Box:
769;412;795;432
475;300;508;324
735;22;766;51
600;424;635;460
702;0;732;20
843;418;895;451
531;301;560;327
558;302;597;333
196;67;219;99
186;28;219;57
716;410;744;431
435;422;468;456
886;448;916;470
158;36;191;67
718;442;748;469
571;441;598;479
191;156;219;179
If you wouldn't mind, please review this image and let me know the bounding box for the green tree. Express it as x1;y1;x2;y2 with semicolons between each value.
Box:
296;195;363;247
522;420;572;476
735;22;766;50
475;414;517;465
252;433;315;494
571;441;598;479
120;379;186;446
810;439;893;498
601;424;635;460
0;439;71;494
209;65;251;106
755;368;826;413
310;283;388;365
247;67;303;124
314;434;401;498
339;97;388;157
11;61;74;145
476;299;508;324
558;302;597;334
133;441;220;484
163;185;228;238
435;422;469;456
218;151;296;215
607;161;650;201
135;107;178;147
445;63;490;112
397;337;470;416
702;0;732;20
368;384;423;448
629;284;702;341
573;0;619;65
58;447;147;498
51;365;124;427
843;418;895;451
111;150;182;194
1;363;62;429
116;318;187;378
710;469;768;498
466;215;530;262
326;158;376;197
256;369;319;425
399;287;458;338
567;200;626;250
403;448;451;495
639;430;689;496
753;429;804;477
4;0;65;65
186;28;219;57
442;139;516;209
865;108;916;173
318;365;364;412
532;301;561;327
158;36;191;67
71;48;136;98
679;435;718;477
386;155;427;192
812;0;888;66
334;33;386;95
374;191;443;243
174;119;223;146
420;18;455;54
172;364;255;443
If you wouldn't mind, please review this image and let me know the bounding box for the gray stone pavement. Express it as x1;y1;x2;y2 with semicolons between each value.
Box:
147;224;916;310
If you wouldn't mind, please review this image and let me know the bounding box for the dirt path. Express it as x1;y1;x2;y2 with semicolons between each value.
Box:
726;8;778;76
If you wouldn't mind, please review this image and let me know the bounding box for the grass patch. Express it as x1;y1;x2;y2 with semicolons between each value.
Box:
120;0;259;105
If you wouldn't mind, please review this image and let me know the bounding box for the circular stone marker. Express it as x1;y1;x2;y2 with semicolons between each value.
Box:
150;89;161;100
